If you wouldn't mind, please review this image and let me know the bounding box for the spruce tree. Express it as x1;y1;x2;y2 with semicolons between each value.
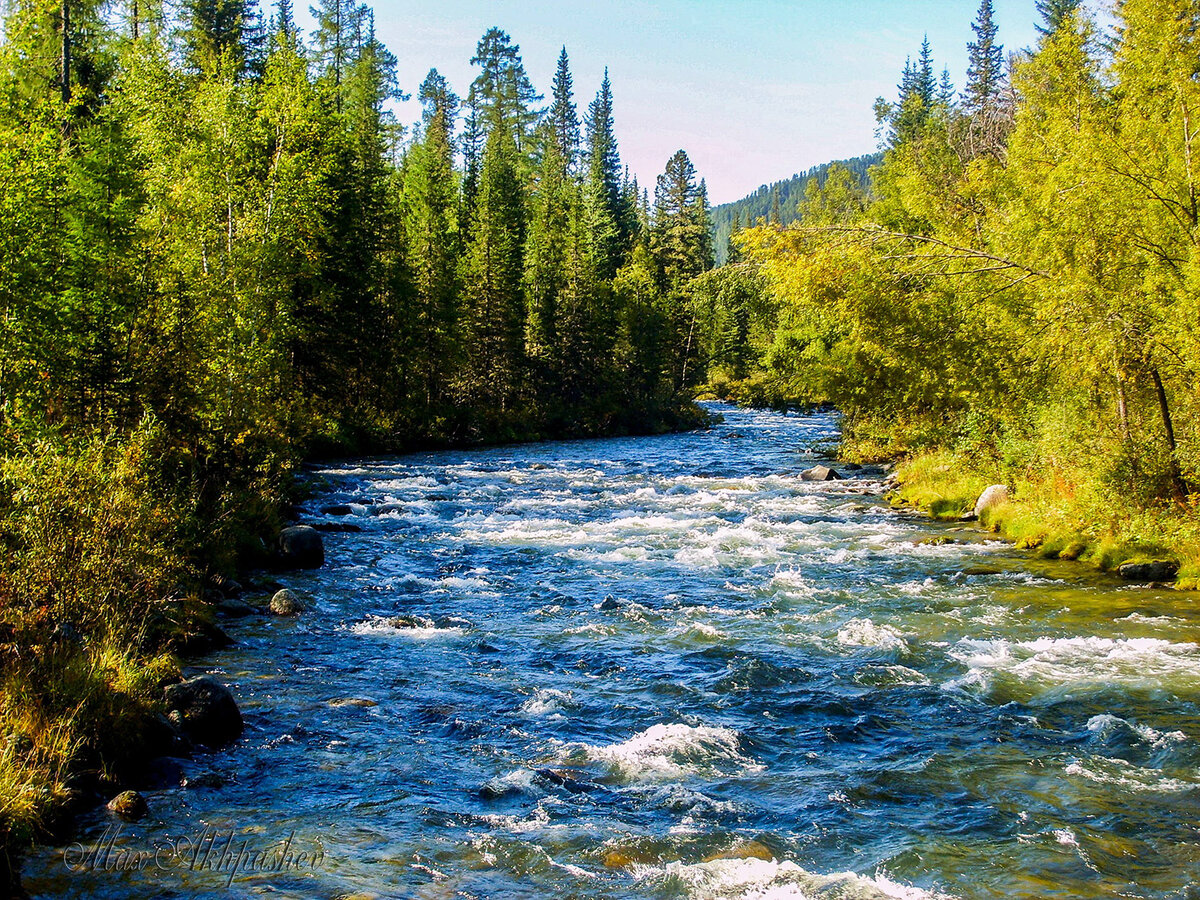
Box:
468;28;541;153
585;69;628;276
964;0;1003;113
1035;0;1082;38
548;46;580;170
179;0;264;77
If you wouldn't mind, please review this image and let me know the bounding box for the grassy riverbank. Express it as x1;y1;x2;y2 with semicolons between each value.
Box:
838;424;1200;591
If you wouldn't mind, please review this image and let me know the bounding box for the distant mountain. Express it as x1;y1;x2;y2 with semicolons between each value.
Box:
710;152;883;264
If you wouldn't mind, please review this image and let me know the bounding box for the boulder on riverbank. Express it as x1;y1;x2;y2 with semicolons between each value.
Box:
163;676;243;748
1118;559;1179;583
970;484;1009;522
277;525;324;569
801;465;842;482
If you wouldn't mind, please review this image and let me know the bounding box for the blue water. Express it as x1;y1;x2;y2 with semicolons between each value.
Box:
24;405;1200;898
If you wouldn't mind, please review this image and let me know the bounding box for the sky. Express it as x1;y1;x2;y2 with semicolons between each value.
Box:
298;1;1052;205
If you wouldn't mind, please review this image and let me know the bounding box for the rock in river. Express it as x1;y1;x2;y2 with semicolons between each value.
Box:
801;465;842;482
107;790;148;822
971;484;1009;521
277;525;324;570
269;589;303;616
1118;559;1179;583
163;676;243;748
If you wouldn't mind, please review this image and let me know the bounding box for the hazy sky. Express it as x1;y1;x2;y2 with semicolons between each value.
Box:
306;1;1050;205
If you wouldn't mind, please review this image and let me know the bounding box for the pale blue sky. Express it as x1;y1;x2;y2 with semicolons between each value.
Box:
303;1;1060;204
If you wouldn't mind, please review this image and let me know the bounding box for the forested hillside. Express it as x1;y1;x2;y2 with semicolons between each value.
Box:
0;2;716;884
692;0;1200;584
709;154;880;263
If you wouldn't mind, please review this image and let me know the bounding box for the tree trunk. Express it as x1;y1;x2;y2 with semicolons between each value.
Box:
60;0;71;105
1151;366;1190;502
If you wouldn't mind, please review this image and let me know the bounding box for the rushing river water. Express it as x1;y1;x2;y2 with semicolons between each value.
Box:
24;404;1200;899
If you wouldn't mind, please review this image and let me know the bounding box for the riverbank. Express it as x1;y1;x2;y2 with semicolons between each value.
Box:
863;446;1200;591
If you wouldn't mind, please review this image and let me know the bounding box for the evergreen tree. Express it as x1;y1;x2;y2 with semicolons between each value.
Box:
310;0;361;104
468;28;541;153
585;69;632;276
1036;0;1082;38
178;0;264;77
964;0;1003;113
548;46;580;169
401;68;461;412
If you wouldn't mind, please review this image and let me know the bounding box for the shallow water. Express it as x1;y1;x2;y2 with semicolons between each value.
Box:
24;404;1200;899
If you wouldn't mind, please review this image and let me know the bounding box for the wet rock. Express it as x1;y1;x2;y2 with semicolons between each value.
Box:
389;614;430;629
1118;559;1179;583
217;597;255;618
801;465;842;482
328;698;377;708
599;596;622;611
107;790;147;821
163;676;243;748
269;589;303;616
312;522;363;533
207;574;242;597
277;525;324;570
182;772;227;789
702;840;775;863
972;484;1009;521
321;504;354;516
842;463;863;472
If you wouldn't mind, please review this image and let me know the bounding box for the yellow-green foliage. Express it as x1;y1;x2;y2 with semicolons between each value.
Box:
892;451;992;520
0;424;189;866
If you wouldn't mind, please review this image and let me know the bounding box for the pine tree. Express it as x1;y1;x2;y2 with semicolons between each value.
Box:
964;0;1003;113
1035;0;1082;38
548;46;580;170
585;69;628;277
468;28;541;154
310;0;361;105
401;68;461;412
178;0;264;77
651;149;711;289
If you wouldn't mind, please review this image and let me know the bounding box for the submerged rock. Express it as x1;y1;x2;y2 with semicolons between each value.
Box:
269;589;303;616
107;790;147;822
801;465;842;482
163;676;243;748
277;525;324;570
1118;560;1179;583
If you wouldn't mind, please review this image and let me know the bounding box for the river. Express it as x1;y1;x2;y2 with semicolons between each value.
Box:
22;404;1200;899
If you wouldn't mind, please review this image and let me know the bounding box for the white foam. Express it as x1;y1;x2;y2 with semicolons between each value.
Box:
838;619;909;652
946;636;1200;694
1064;756;1195;793
634;857;950;900
519;689;572;717
1085;714;1187;748
574;723;760;781
349;614;465;639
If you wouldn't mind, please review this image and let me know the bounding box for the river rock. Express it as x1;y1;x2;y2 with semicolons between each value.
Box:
107;790;147;821
1118;559;1179;583
277;525;324;569
972;484;1009;521
801;465;842;482
269;589;303;616
321;504;354;516
163;676;243;748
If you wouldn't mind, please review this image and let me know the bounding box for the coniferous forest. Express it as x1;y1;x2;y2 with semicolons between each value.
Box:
0;0;715;881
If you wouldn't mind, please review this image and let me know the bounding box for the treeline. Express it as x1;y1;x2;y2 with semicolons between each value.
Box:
709;153;881;263
0;0;715;881
703;0;1200;576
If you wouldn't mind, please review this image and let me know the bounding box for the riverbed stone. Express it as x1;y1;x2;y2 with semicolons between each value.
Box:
277;525;324;569
163;676;243;748
1118;559;1179;583
801;465;842;482
972;484;1009;521
107;790;148;821
269;589;303;616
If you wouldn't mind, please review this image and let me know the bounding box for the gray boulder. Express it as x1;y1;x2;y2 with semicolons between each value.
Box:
278;525;324;569
1118;560;1179;583
269;589;303;616
163;676;243;748
973;484;1009;521
801;465;842;482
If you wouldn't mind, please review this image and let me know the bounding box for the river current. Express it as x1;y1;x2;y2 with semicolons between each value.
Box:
24;404;1200;899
